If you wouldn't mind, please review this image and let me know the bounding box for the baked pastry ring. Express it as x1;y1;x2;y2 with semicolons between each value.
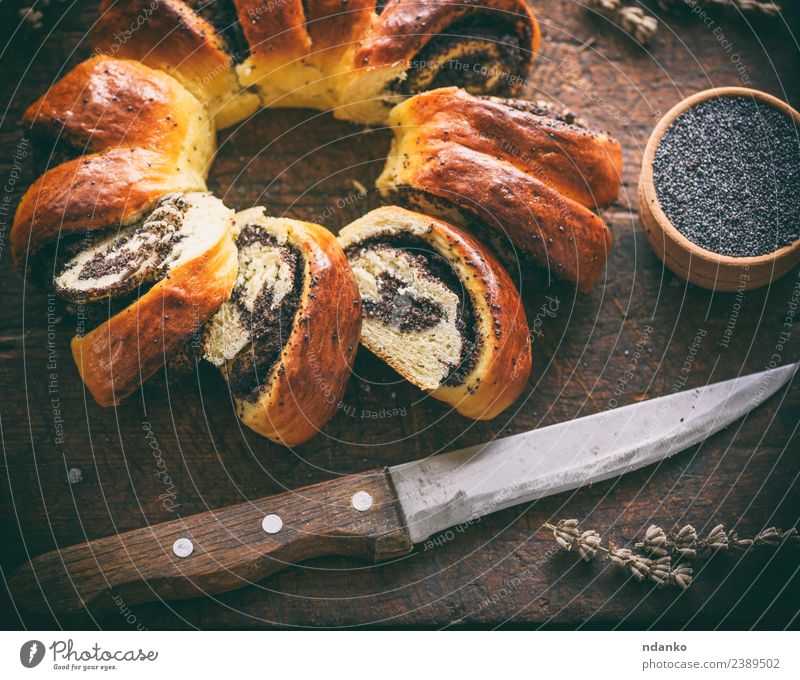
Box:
377;87;622;293
66;193;238;407
91;0;539;127
11;2;616;427
203;208;362;446
338;206;531;420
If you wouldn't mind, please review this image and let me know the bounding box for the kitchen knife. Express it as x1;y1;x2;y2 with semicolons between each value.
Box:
8;363;796;616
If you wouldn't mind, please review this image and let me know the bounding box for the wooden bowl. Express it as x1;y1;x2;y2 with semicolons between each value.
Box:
638;86;800;292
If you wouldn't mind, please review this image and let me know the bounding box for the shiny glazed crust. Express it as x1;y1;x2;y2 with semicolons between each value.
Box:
337;0;538;123
231;0;537;118
22;55;214;169
353;0;539;70
71;222;239;407
93;0;260;129
388;144;612;293
233;210;363;446
377;88;619;293
89;0;538;123
13;56;214;270
381;87;622;208
338;205;531;420
234;0;376;110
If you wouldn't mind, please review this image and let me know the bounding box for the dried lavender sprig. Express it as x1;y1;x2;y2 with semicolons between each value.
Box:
578;530;603;561
545;523;673;587
754;527;799;546
588;0;622;11
673;524;698;559
650;556;672;587
544;519;798;590
701;523;729;555
670;563;694;590
551;519;581;550
619;6;659;45
18;6;44;29
586;0;660;45
635;524;670;556
729;531;754;551
657;0;782;17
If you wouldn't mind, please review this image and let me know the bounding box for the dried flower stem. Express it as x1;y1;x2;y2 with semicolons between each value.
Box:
544;520;798;590
657;0;782;18
586;0;659;46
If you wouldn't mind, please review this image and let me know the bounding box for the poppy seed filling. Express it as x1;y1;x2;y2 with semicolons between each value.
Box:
54;193;190;301
203;223;304;402
400;14;528;97
346;235;480;387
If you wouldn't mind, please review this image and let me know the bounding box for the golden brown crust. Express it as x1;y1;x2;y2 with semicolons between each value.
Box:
304;0;376;54
233;0;377;111
231;0;538;121
93;0;259;129
237;217;362;446
95;0;228;57
10;148;206;268
378;88;618;293
399;144;612;294
234;0;311;61
428;211;531;420
71;222;238;407
387;87;622;208
234;0;376;59
338;206;531;420
353;0;539;71
23;56;203;157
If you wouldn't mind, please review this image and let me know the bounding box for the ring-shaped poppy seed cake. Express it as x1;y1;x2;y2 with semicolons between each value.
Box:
10;0;621;442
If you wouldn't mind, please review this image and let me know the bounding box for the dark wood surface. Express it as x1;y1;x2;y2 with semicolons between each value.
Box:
1;0;798;629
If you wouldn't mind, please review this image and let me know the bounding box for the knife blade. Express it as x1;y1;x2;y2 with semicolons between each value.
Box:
390;362;798;543
8;363;796;615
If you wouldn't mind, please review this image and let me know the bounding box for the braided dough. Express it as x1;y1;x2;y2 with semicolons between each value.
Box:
377;87;622;293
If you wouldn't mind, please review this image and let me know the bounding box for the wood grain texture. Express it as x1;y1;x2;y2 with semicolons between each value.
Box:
7;468;412;616
0;0;798;629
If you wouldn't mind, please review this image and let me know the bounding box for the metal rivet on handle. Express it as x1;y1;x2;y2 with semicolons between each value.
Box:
172;537;194;558
262;514;283;534
351;491;373;512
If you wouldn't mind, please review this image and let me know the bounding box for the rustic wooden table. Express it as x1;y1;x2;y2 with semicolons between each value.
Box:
1;1;798;630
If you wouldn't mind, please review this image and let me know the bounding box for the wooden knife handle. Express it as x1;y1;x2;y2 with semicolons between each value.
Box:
9;468;412;616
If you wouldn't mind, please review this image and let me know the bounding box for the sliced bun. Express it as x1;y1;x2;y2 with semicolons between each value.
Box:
23;55;215;176
231;0;537;123
338;206;531;420
70;193;238;407
11;148;207;271
234;0;375;112
377;87;622;293
204;208;362;446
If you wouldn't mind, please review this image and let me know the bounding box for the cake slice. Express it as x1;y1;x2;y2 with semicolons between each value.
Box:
204;208;362;446
338;206;531;420
64;192;238;407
